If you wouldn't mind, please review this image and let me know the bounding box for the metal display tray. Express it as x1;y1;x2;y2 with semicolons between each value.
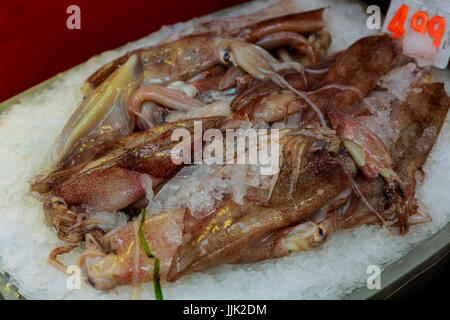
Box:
0;0;449;300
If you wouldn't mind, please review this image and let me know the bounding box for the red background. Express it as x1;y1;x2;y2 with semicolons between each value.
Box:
0;0;248;102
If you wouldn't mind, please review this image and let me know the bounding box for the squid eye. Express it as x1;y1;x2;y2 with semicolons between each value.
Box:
223;50;231;63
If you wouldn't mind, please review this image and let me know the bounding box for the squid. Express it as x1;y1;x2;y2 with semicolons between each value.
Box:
33;117;224;243
56;24;330;168
315;81;449;236
231;34;395;123
79;79;449;290
80;128;355;288
41;7;333;248
30;1;450;296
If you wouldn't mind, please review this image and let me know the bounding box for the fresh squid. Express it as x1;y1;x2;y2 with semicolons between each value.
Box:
30;0;450;296
83;6;327;92
80;128;355;288
314;81;449;236
231;35;395;124
79;77;449;290
34;117;223;243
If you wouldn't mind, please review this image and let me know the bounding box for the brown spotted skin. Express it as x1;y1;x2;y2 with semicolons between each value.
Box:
241;8;326;42
86;34;221;91
80;82;449;288
320;82;450;234
308;34;396;119
320;34;396;95
330;110;393;179
167;153;352;281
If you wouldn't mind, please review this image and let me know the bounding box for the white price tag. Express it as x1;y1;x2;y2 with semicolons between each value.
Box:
382;0;450;68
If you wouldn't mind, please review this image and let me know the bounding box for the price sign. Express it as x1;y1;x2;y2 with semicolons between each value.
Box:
382;0;450;68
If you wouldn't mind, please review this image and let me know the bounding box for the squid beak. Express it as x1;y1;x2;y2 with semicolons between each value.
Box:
52;54;142;168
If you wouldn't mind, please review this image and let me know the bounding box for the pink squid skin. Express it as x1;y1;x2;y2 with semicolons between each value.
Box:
328;110;393;180
230;34;395;124
80;131;353;288
240;8;326;42
127;85;205;126
82;209;186;290
300;34;396;123
34;117;224;245
35;117;224;212
85;5;328;92
81;81;450;290
256;31;318;64
168;2;325;43
54;166;152;212
189;65;228;92
39;0;450;290
85;34;222;92
230;69;319;114
232;92;303;123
